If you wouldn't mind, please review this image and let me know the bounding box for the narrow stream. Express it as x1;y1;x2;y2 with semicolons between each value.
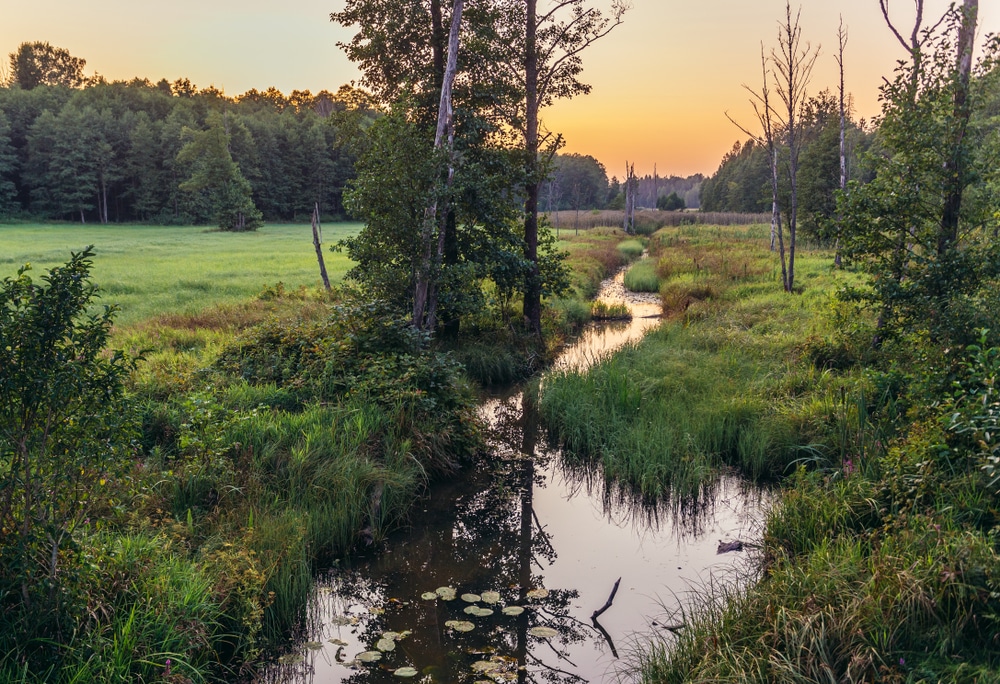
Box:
261;270;767;684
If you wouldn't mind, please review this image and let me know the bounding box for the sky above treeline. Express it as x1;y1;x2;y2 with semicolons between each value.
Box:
2;0;999;178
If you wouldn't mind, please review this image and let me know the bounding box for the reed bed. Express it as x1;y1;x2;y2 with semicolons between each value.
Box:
545;210;771;234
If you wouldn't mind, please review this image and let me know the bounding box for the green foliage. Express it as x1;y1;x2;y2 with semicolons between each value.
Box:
945;333;1000;495
656;191;685;211
9;42;87;90
0;111;17;214
216;300;478;472
177;111;263;231
0;79;367;224
839;25;1000;348
0;248;137;657
540;153;610;211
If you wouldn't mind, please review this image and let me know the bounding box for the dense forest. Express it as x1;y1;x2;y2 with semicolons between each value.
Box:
0;42;377;228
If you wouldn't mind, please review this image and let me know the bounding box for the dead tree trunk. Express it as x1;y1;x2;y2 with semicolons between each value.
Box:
312;203;331;291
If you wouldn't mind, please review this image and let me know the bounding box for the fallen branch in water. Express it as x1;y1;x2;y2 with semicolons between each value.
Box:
592;577;621;620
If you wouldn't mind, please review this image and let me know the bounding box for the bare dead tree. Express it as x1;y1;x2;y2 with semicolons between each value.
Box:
726;45;784;279
835;16;848;268
623;161;636;234
772;2;818;292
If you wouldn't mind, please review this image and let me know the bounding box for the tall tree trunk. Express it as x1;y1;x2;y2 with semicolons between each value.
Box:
523;0;542;338
939;0;978;255
414;0;464;331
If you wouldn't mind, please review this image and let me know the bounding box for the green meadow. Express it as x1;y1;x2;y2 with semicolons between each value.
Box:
0;223;360;325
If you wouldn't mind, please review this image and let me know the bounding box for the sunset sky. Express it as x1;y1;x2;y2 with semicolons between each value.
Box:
3;0;998;178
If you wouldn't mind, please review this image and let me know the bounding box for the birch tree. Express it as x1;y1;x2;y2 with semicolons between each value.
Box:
414;0;464;331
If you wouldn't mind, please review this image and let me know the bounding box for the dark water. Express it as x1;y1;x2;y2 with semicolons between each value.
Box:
262;272;767;684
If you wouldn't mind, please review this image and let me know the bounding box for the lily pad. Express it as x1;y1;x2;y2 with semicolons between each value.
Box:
501;606;524;616
528;626;558;638
382;631;401;641
464;605;494;617
358;651;383;663
526;588;549;599
461;593;482;603
421;591;439;600
481;591;501;604
435;586;457;600
472;660;501;673
305;641;324;651
376;638;396;652
394;667;419;678
452;620;475;632
329;615;353;626
328;638;348;646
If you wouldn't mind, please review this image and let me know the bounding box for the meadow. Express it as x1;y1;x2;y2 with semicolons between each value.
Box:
0;223;360;325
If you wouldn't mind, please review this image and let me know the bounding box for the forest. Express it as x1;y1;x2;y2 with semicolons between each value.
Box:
3;0;1000;683
0;42;377;228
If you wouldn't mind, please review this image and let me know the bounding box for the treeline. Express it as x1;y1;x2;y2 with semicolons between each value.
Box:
701;90;873;237
539;152;703;212
0;43;377;226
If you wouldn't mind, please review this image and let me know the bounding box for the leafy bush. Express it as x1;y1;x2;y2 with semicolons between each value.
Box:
0;248;139;653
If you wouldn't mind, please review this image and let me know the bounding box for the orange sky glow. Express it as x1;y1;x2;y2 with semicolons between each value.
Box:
2;0;998;178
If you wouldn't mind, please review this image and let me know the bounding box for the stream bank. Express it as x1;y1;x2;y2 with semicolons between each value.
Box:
261;269;768;684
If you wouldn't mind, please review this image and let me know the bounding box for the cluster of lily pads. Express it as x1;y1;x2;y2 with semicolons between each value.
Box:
306;585;560;680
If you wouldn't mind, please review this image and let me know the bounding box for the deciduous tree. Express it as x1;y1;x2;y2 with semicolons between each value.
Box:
9;42;87;90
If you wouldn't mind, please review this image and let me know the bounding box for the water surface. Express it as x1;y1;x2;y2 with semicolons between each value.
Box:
263;269;766;683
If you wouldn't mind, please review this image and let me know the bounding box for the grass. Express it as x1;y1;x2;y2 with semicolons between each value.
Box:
556;226;640;299
541;224;855;497
541;224;1000;682
623;259;660;292
0;223;360;325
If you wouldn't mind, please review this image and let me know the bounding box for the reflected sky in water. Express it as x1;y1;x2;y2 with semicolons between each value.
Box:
259;266;768;684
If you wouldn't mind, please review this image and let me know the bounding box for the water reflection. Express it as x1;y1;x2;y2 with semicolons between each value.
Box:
259;267;766;684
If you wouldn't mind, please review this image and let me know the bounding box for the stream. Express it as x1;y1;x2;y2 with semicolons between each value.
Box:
261;270;768;684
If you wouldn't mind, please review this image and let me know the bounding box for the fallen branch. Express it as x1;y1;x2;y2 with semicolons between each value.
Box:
591;577;621;620
591;617;619;659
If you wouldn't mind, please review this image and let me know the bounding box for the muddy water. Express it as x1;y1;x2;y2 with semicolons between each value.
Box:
263;270;767;684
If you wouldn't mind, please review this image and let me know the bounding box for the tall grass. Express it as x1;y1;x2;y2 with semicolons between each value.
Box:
623;259;660;293
541;225;852;498
545;210;770;234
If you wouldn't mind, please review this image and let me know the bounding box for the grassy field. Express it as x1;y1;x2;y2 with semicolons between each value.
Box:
0;223;360;325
